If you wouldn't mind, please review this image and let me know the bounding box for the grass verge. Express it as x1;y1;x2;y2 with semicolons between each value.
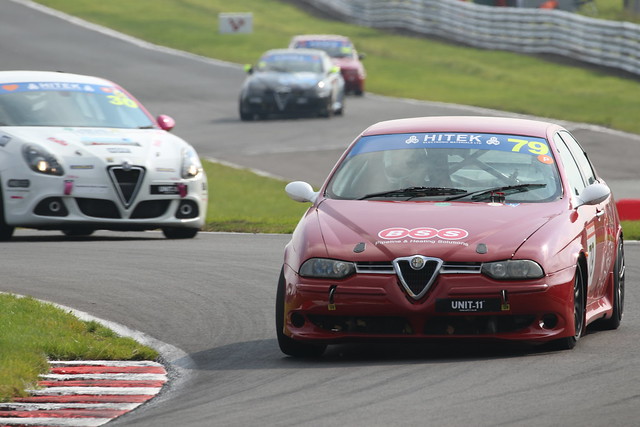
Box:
33;0;640;134
0;293;158;402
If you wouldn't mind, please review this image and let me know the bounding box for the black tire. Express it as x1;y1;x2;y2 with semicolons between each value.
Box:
552;266;585;350
62;229;95;237
0;183;15;241
162;227;199;239
600;238;625;329
275;267;326;357
239;99;254;121
318;96;334;118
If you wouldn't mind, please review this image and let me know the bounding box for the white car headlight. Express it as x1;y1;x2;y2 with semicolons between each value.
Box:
481;260;544;280
181;147;202;179
316;80;331;96
299;258;356;279
22;144;64;176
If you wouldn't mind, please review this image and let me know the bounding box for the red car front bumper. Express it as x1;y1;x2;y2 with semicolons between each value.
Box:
282;264;576;344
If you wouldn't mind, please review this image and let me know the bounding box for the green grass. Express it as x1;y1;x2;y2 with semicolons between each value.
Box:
34;0;640;134
202;161;307;233
0;294;158;402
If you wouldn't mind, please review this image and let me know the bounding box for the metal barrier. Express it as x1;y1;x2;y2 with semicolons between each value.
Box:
296;0;640;76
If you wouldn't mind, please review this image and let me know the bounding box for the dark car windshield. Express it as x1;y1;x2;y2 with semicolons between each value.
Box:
0;82;154;128
257;53;325;73
326;132;562;203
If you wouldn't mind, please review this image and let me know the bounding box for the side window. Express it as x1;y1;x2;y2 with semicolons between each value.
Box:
558;131;597;186
553;134;585;197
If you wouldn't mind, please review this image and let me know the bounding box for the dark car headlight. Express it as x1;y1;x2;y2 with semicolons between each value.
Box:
481;260;544;280
22;144;64;176
299;258;356;279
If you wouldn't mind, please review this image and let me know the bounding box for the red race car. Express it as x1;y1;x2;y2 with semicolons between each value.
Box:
277;116;625;357
289;34;366;95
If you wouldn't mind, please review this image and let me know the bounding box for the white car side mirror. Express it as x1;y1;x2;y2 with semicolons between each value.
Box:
285;181;318;203
577;182;610;206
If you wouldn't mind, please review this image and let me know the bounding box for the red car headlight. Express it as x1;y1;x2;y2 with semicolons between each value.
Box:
481;260;544;280
299;258;356;279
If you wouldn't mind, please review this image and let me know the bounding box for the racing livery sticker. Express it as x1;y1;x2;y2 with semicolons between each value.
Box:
586;222;596;289
348;132;554;165
376;227;470;247
0;82;139;109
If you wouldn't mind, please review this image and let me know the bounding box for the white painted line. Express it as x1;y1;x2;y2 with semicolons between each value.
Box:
1;402;141;410
27;387;162;396
42;373;167;381
50;361;164;367
0;418;112;426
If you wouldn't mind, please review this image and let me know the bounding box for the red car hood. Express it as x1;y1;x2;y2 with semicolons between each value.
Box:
313;199;564;262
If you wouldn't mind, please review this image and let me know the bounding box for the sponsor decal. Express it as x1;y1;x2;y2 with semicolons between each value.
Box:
347;133;553;161
378;227;468;240
70;165;95;170
47;137;68;146
81;137;141;147
107;147;132;153
8;179;30;188
75;185;108;194
151;184;181;195
376;227;469;247
586;222;597;289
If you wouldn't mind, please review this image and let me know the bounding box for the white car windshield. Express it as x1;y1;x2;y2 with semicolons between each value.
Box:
326;132;562;203
0;81;155;128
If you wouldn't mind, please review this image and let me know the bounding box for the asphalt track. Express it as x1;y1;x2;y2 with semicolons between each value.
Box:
2;1;640;425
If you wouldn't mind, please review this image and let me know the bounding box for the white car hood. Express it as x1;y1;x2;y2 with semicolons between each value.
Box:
2;126;187;170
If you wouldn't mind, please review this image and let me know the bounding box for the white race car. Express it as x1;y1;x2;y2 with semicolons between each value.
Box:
0;70;208;240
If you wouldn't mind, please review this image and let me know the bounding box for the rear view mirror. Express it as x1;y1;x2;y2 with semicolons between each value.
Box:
577;182;610;206
156;115;175;131
285;181;318;203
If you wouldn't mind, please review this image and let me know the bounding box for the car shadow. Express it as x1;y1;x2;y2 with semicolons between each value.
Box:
179;337;566;373
9;230;166;242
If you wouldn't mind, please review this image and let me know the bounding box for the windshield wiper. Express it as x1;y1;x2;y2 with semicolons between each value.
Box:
358;186;467;200
445;183;546;202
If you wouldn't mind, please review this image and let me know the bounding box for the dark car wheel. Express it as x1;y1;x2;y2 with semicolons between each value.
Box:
552;266;585;350
276;267;326;357
162;227;199;239
318;96;334;118
0;184;15;241
600;238;625;329
239;102;254;121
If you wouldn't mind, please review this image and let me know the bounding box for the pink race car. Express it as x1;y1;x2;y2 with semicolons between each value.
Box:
277;116;624;357
289;34;366;95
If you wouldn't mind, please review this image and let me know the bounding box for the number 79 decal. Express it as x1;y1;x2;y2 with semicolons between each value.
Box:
508;138;549;155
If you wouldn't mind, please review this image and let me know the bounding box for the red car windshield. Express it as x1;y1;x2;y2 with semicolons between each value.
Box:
326;132;562;203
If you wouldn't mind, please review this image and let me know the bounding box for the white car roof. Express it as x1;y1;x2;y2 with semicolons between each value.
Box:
0;70;115;86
